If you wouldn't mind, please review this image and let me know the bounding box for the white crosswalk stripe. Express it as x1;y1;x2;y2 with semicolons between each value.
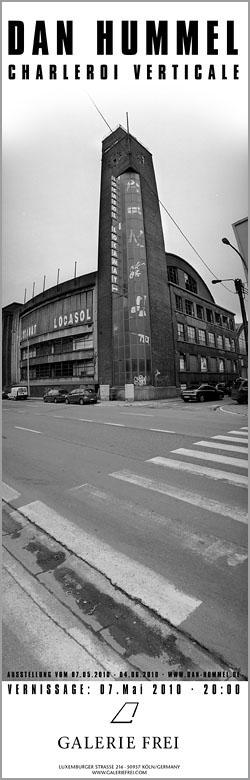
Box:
146;457;248;486
109;471;247;524
212;435;248;444
15;500;202;626
194;440;248;454
170;448;248;469
228;430;248;436
2;482;20;502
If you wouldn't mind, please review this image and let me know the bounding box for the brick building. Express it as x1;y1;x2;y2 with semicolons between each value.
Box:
12;273;98;397
166;252;240;388
97;126;176;400
2;127;247;398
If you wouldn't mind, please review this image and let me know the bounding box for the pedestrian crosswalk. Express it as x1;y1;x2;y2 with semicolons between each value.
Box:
146;426;248;485
2;425;248;671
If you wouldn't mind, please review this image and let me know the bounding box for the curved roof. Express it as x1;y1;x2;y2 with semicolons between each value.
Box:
165;252;215;303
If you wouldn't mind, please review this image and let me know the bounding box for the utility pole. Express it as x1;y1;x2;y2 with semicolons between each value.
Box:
234;278;248;351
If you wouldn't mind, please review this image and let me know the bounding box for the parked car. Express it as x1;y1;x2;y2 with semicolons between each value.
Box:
65;388;98;405
7;386;28;400
43;388;68;403
216;381;232;396
231;378;248;404
2;388;10;399
181;383;224;403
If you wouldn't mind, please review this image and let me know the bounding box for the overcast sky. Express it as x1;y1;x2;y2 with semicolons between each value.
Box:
2;2;248;320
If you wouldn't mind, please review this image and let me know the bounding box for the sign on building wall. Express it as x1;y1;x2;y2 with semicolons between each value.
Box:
21;291;93;340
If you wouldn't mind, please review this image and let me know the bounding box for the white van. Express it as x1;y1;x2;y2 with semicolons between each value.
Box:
7;386;28;400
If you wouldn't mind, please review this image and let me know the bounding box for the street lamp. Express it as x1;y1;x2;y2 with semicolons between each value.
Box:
222;236;248;281
212;276;248;351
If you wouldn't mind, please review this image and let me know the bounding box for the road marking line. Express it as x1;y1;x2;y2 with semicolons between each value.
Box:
240;427;248;431
77;483;247;566
69;483;88;491
171;448;248;469
194;441;248;455
79;419;125;427
147;457;248;486
228;430;248;436
15;426;41;434
120;412;154;417
150;428;176;434
2;483;20;502
212;435;248;444
102;422;125;427
219;407;247;416
110;471;248;524
16;500;201;626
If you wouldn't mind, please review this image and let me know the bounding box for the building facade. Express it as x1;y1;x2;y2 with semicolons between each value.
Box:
17;273;97;396
2;302;22;388
167;253;241;387
2;129;247;398
97;127;176;400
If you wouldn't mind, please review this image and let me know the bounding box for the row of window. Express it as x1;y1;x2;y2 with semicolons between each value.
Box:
174;294;234;329
21;334;94;361
179;353;238;374
20;360;94;380
168;266;198;293
177;322;235;351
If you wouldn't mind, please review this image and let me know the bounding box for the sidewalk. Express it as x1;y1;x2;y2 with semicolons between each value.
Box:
2;500;236;679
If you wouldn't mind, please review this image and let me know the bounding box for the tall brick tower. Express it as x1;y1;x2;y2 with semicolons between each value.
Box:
97;126;176;400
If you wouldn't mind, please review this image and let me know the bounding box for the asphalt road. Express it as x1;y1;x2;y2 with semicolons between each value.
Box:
2;397;248;675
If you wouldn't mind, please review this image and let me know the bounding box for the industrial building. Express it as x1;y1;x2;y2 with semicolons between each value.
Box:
2;127;247;399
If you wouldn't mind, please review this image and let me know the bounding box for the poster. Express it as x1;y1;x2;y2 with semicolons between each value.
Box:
2;2;248;778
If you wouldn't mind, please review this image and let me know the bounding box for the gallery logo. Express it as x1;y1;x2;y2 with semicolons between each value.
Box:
111;702;139;724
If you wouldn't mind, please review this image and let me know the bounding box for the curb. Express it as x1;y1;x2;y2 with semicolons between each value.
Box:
2;500;242;679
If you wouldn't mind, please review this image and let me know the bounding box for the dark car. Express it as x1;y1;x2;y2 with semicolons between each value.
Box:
181;383;224;403
2;388;10;399
43;388;68;403
65;388;98;405
231;378;248;404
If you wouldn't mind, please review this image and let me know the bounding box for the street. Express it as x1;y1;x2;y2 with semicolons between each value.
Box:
2;397;248;677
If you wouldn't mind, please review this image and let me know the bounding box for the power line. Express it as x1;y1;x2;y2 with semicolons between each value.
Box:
86;96;236;295
158;199;235;294
85;92;113;132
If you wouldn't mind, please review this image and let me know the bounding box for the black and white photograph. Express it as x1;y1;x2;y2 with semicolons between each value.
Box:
2;2;248;778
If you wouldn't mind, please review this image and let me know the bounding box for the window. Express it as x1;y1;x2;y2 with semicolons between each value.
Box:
229;317;235;331
208;332;215;347
222;315;228;328
209;357;217;372
175;295;183;312
168;267;179;285
238;331;247;354
217;335;223;349
196;305;204;320
179;354;186;371
177;323;184;340
224;337;231;351
233;361;237;373
206;309;213;323
187;326;196;343
185;300;194;316
215;312;221;325
198;329;206;345
230;339;235;352
184;273;198;294
73;335;94;351
219;359;225;373
189;355;198;371
201;357;207;372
